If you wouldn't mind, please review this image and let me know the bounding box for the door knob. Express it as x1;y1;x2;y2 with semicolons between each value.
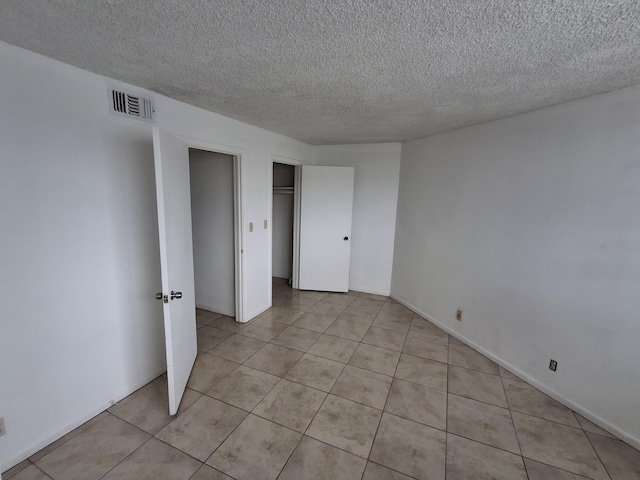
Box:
155;292;163;300
343;236;349;241
170;291;183;300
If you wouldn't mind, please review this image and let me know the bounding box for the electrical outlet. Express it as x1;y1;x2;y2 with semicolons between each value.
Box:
549;359;558;372
249;222;253;232
456;309;463;321
264;220;268;229
0;417;6;437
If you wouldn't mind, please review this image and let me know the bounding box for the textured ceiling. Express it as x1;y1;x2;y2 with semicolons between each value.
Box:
1;1;640;144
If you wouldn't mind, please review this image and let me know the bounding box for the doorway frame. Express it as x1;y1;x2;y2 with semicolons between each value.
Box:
269;155;302;303
178;134;247;322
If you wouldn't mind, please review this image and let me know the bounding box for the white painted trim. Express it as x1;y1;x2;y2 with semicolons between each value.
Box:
0;367;166;473
390;294;640;451
175;135;247;323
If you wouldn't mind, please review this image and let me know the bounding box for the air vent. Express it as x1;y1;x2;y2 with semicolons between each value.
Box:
108;88;155;122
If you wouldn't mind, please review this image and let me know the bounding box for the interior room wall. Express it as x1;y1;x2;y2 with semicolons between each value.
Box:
0;40;312;471
392;84;640;448
311;143;401;295
272;163;295;280
190;150;235;316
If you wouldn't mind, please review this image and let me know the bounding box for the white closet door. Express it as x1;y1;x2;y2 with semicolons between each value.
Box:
299;166;354;292
152;127;197;415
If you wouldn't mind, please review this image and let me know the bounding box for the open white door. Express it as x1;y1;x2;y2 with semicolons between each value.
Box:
153;127;197;415
299;166;355;292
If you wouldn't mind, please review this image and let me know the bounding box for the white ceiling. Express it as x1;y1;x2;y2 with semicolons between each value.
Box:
1;1;639;144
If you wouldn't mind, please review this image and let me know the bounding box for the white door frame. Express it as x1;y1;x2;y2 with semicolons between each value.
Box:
269;155;302;302
177;135;247;323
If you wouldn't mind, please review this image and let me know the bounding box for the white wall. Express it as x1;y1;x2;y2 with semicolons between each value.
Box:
190;150;235;316
272;163;295;279
311;143;401;295
0;40;312;471
392;85;640;448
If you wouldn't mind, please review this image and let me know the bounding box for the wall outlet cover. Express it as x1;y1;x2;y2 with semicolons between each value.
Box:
549;359;558;372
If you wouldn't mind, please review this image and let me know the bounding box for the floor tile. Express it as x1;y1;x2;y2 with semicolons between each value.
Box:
270;325;322;351
512;412;609;480
308;301;347;317
101;438;200;480
109;377;201;434
292;312;336;332
395;353;447;391
209;334;266;363
306;394;382;457
278;296;318;311
349;297;384;314
297;290;329;301
307;334;359;363
322;292;358;306
445;434;527;480
524;458;591;480
331;365;392;410
186;353;239;393
357;292;389;302
258;306;304;325
361;325;406;351
447;365;507;407
244;343;303;376
402;332;448;362
189;464;235;480
252;378;326;432
503;378;579;427
156;396;247;461
378;302;414;318
278;436;367;480
36;415;149;480
408;317;449;344
285;353;345;391
369;412;446;480
6;465;52;480
362;461;414;480
325;318;370;342
197;309;222;326
576;414;615;438
3;460;32;479
207;414;302;480
338;307;378;325
498;365;521;381
447;394;520;454
239;318;288;341
207;365;280;411
349;343;401;376
197;326;234;351
28;411;111;462
587;432;640;480
385;378;447;429
448;344;499;375
207;314;245;333
371;312;412;332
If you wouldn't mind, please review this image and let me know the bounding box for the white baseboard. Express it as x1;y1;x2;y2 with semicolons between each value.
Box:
390;294;640;451
1;367;166;473
351;287;391;297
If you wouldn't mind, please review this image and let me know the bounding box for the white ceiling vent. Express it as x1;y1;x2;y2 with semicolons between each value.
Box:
108;88;155;122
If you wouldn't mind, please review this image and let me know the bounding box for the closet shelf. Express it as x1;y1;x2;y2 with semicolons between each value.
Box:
273;186;294;194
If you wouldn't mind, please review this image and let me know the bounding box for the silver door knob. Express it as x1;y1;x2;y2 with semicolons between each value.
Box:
170;291;183;300
155;292;163;300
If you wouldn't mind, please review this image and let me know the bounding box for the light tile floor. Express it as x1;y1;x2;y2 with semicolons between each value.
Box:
5;279;640;479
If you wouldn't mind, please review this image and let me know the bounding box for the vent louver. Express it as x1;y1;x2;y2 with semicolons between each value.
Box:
109;88;155;122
